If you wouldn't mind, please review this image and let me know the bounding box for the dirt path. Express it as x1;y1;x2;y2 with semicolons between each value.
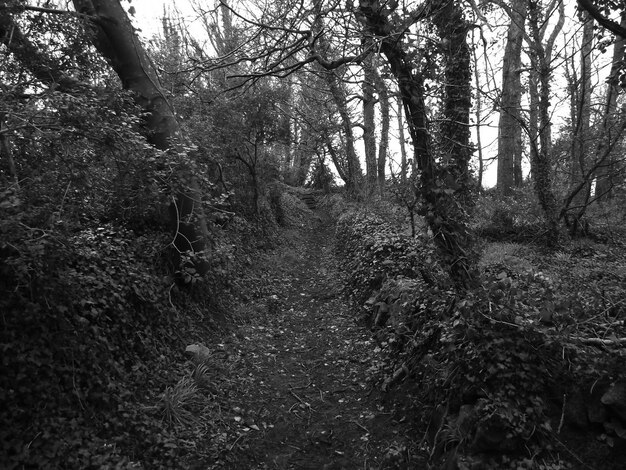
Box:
205;212;419;469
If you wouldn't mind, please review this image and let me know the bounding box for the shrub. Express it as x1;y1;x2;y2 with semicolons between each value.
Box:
336;211;430;308
0;214;228;468
474;188;545;242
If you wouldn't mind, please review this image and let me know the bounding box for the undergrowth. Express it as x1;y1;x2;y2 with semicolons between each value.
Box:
334;202;626;469
0;213;233;467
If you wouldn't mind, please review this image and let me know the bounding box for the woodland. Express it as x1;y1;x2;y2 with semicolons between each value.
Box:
1;0;626;468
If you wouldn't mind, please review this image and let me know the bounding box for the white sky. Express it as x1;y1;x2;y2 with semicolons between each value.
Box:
129;1;614;190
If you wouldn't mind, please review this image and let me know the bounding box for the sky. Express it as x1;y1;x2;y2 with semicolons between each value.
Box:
128;0;503;186
128;1;611;190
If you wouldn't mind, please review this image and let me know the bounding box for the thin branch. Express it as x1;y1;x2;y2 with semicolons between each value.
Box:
20;4;96;21
577;0;626;38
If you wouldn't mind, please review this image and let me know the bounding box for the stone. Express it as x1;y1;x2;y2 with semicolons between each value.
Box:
472;415;506;452
587;398;607;424
565;390;589;429
185;343;212;363
601;381;626;422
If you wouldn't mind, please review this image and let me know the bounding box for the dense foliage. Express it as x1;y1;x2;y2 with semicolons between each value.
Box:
334;200;626;468
2;1;626;468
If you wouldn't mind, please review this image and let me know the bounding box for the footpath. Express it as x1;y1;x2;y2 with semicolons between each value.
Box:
201;211;420;469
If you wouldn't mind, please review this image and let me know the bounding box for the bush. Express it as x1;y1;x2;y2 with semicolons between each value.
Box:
335;210;440;310
336;204;626;469
474;188;545;242
0;211;230;468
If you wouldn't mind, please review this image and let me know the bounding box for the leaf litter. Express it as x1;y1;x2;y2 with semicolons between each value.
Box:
187;213;421;469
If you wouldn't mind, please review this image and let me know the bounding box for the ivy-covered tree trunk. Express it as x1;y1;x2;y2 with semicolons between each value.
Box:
396;95;409;184
431;1;474;205
527;0;564;246
0;112;18;187
497;0;527;195
72;0;210;264
357;0;479;290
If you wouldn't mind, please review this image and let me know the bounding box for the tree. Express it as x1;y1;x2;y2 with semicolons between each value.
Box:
526;0;564;245
357;0;479;290
310;0;363;193
497;0;528;195
396;94;409;185
373;62;390;192
577;0;626;38
362;48;390;194
563;10;594;234
71;0;211;267
363;46;378;191
594;11;626;200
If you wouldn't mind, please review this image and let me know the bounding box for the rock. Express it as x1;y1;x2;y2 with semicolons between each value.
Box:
604;417;626;439
456;404;477;436
587;398;608;424
602;381;626;422
185;343;212;363
565;390;589;429
472;415;507;452
380;443;408;469
587;379;611;424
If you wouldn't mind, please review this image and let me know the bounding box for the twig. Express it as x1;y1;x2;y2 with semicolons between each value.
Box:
382;362;409;392
168;283;176;311
552;434;593;469
228;434;243;452
351;420;369;433
557;393;566;434
289;382;312;390
570;336;626;347
289;389;314;411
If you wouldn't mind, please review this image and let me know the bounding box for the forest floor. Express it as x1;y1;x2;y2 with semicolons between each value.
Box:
183;210;422;469
171;204;626;470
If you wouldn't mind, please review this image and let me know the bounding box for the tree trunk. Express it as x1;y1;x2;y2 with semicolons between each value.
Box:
565;12;594;234
472;30;484;190
527;0;564;246
310;1;362;194
296;131;315;186
363;49;378;192
396;95;408;184
0;112;19;187
325;134;349;184
357;0;479;290
497;0;527;195
432;1;474;205
73;0;210;265
325;70;363;193
374;64;390;192
595;11;626;201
